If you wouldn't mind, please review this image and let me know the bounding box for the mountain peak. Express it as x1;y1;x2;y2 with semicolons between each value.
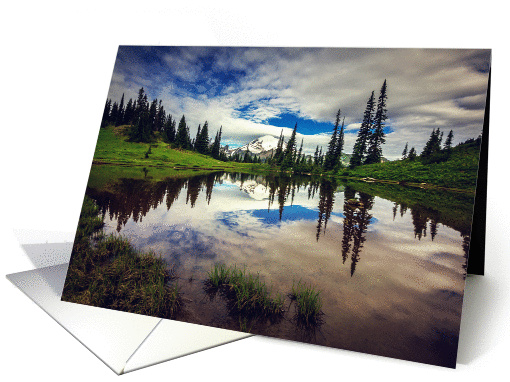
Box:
228;135;287;157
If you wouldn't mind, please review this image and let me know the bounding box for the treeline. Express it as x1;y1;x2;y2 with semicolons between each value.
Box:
101;87;227;161
267;109;346;174
268;80;388;174
229;151;264;164
400;128;480;164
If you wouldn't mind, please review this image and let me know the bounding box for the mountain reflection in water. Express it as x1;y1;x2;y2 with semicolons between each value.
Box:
86;169;472;367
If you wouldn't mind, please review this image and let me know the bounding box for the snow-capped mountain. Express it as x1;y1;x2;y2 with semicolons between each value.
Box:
225;135;287;159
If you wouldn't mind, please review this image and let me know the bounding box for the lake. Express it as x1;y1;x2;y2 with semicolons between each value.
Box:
85;166;473;367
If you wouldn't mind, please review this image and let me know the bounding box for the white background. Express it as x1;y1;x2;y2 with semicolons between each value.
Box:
1;1;509;381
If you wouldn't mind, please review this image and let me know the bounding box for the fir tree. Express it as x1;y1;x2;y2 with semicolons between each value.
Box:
133;87;147;123
195;121;210;154
333;116;345;169
243;149;251;163
365;80;388;165
128;88;153;142
175;115;189;149
313;146;320;166
101;99;111;128
402;142;408;159
350;91;376;168
115;93;125;126
297;138;304;165
281;123;297;170
163;115;176;143
324;109;341;171
272;130;285;165
155;100;166;132
110;102;119;126
210;126;222;159
123;98;134;125
444;130;454;152
194;124;202;151
408;147;417;160
148;99;158;132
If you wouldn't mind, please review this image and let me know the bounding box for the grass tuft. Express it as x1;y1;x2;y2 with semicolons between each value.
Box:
62;196;182;319
289;280;323;327
206;264;284;318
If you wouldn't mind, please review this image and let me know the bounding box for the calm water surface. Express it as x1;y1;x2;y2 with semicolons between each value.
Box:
87;169;472;367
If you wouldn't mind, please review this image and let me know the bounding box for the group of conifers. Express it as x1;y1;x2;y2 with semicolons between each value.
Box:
100;79;457;171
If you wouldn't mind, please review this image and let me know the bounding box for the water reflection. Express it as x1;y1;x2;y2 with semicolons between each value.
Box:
87;171;471;279
85;167;472;367
340;186;374;276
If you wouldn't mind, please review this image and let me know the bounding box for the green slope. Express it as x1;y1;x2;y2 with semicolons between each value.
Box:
339;141;482;191
91;125;269;173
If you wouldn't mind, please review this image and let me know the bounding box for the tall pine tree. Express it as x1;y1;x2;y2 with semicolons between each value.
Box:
115;94;125;126
175;115;189;149
333;116;345;169
324;109;341;171
272;130;285;165
444;130;454;156
195;121;210;154
402;142;408;159
101;99;111;128
365;80;388;165
210;126;222;159
281;123;297;171
350;91;375;168
163;115;176;143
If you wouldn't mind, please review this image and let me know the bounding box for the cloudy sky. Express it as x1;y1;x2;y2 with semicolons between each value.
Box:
107;46;490;160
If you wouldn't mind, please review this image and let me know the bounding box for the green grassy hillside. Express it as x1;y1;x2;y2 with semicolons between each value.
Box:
339;141;481;191
92;125;269;173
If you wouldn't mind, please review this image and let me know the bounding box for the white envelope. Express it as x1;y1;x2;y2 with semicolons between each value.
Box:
7;232;250;375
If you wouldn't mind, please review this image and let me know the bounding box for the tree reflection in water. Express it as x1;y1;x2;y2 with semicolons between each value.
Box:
87;169;471;278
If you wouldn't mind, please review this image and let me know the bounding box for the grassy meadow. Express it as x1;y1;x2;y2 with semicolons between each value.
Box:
336;141;481;191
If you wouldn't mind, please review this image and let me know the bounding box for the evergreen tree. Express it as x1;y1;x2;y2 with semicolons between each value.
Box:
408;147;417;160
272;130;285;165
281;123;297;170
115;93;125;126
175;115;189;149
128;88;153;142
421;127;447;164
101;99;111;128
350;91;375;168
123;98;134;125
155;100;166;132
297;138;304;165
365;80;388;165
422;128;439;157
194;124;202;151
444;130;454;152
195;121;210;154
110;102;119;126
128;106;151;142
210;126;222;159
185;126;192;149
402;142;408;159
313;146;320;166
133;87;147;123
243;149;251;163
163;115;175;143
324;109;341;171
333;116;345;169
148;99;158;132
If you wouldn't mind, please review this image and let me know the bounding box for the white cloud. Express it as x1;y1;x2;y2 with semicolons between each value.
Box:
107;47;490;160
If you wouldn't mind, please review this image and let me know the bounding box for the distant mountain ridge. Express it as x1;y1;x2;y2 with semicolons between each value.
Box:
224;135;287;159
222;135;389;164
